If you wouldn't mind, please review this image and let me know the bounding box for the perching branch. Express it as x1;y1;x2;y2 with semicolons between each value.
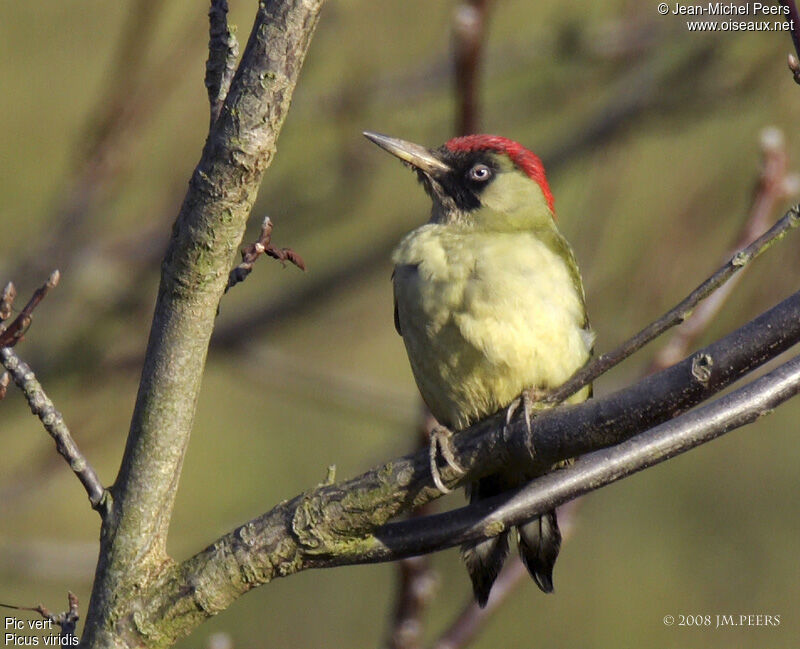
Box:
546;205;800;405
123;287;800;641
377;350;800;558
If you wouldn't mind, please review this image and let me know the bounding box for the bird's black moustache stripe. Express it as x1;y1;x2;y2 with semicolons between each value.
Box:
415;155;498;213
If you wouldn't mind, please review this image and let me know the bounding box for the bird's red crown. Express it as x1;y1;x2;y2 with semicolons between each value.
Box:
444;135;554;214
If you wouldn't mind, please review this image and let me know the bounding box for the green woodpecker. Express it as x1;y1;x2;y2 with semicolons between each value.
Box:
364;131;594;606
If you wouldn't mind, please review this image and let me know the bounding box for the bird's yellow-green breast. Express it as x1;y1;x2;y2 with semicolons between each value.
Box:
392;220;592;431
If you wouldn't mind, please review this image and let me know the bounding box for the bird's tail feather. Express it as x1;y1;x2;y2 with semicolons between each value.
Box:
462;477;562;605
517;509;561;593
461;530;510;607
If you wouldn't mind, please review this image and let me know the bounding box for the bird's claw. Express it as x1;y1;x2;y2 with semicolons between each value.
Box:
505;391;534;439
429;424;464;494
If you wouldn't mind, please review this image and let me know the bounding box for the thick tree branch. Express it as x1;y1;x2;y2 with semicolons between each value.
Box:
82;1;326;647
132;288;800;638
0;348;107;512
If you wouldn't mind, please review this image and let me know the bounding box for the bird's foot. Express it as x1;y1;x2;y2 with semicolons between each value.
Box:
428;424;464;494
505;389;548;449
505;392;533;438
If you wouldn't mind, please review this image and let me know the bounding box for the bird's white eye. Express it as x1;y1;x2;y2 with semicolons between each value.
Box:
468;164;492;182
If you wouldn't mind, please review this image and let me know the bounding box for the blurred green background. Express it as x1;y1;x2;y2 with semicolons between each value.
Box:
2;1;799;648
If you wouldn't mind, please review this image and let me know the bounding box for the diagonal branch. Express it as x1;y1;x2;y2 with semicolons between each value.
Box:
0;348;107;512
650;129;798;371
546;205;800;405
0;273;107;511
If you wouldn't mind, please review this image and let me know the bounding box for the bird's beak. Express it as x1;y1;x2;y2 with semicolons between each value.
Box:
363;131;451;177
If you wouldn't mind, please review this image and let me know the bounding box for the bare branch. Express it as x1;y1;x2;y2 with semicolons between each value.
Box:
388;556;439;649
206;0;239;127
0;281;15;322
0;371;9;401
0;347;107;512
546;205;800;405
431;555;527;649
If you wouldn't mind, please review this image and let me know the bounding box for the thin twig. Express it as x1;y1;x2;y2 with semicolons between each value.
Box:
0;592;80;640
225;217;305;293
0;348;107;512
650;128;799;371
546;205;800;405
206;0;239;127
0;271;60;348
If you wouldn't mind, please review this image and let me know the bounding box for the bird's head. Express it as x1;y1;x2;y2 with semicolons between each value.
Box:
364;131;555;231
